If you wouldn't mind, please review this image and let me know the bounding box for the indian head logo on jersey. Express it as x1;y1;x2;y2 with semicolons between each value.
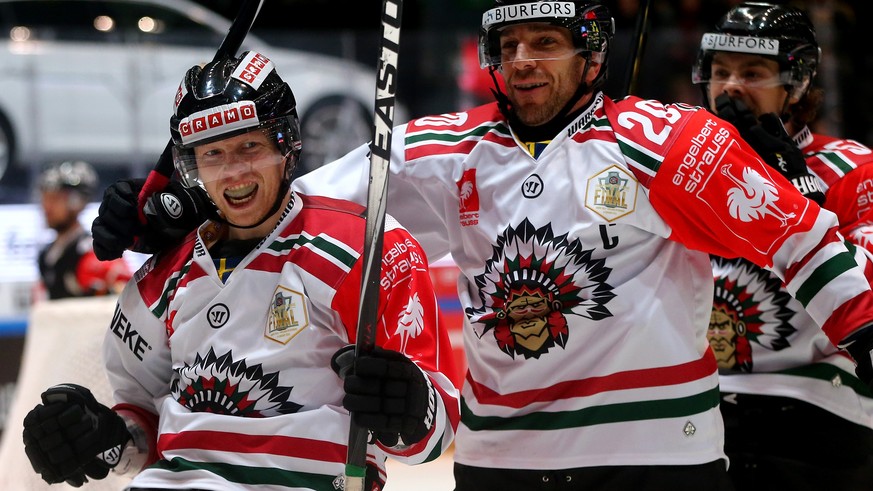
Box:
172;347;303;416
466;219;615;359
458;168;480;226
708;257;796;371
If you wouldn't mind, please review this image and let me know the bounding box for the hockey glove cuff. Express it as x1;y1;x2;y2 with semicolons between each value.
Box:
141;180;213;249
92;178;145;260
332;345;436;448
22;384;132;487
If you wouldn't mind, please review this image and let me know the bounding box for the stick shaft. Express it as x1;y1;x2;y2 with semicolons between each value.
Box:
344;1;404;490
623;0;652;96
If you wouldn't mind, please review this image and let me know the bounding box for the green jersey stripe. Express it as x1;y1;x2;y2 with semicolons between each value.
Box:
268;234;357;270
794;251;858;306
815;151;855;175
615;137;660;175
406;123;511;146
152;264;191;318
153;456;337;489
778;362;873;397
461;386;720;431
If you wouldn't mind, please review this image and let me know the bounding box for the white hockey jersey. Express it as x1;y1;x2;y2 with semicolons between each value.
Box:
711;126;873;429
295;94;873;470
103;194;460;490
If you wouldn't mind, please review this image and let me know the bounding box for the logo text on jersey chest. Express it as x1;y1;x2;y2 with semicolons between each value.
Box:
266;286;309;344
585;165;638;221
110;305;151;361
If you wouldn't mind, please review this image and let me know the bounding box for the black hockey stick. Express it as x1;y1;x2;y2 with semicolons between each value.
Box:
135;0;265;219
344;0;403;490
623;0;651;96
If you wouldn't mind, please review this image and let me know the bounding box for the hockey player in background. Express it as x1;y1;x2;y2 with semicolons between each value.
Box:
692;3;873;489
89;1;873;490
22;51;459;490
36;160;130;300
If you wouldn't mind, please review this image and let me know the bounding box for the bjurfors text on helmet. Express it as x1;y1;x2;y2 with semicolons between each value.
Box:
700;33;779;57
482;2;575;27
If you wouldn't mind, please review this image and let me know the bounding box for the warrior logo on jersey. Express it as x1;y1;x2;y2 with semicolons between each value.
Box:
266;286;309;344
708;257;796;371
172;348;303;416
586;165;638;221
466;219;615;359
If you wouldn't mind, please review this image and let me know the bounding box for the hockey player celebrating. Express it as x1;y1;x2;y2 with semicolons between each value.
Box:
89;1;873;490
693;3;873;489
22;51;459;490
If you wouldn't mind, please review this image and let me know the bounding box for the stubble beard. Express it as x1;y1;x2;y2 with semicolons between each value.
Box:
509;59;585;127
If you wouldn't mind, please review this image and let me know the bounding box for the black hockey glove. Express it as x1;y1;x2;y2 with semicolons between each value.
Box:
141;180;213;247
92;178;210;260
841;326;873;393
332;345;436;447
22;383;131;487
715;93;825;205
92;178;144;260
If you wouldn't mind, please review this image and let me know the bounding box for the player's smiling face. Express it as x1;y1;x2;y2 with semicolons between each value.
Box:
195;129;287;238
499;23;599;126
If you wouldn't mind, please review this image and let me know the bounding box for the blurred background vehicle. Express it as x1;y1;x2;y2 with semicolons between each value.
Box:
0;0;406;199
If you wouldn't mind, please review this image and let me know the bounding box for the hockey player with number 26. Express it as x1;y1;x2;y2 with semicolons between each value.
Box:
296;1;873;489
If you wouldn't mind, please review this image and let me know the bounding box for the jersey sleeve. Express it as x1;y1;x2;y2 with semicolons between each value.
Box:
819;153;873;253
102;258;173;416
643;108;873;347
76;250;132;295
332;217;460;465
293;125;454;262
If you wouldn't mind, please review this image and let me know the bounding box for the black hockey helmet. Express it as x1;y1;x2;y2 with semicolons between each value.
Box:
38;160;98;199
170;50;302;190
692;2;820;102
479;0;614;91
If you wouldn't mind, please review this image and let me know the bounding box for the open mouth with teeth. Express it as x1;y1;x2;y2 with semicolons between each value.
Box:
224;182;258;206
515;82;547;92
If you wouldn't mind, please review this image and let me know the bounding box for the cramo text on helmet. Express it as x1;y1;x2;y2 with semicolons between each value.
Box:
482;1;575;27
700;33;779;56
